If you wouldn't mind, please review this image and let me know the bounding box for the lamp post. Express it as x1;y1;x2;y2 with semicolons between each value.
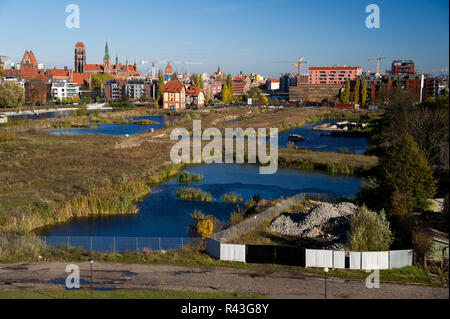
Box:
324;267;329;299
88;258;94;299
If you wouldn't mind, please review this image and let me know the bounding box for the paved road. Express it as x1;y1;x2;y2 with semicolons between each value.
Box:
0;262;447;299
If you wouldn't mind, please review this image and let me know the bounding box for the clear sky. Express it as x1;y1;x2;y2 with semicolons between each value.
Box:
0;0;448;77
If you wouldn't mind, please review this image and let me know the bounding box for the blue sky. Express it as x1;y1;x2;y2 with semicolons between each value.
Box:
0;0;448;77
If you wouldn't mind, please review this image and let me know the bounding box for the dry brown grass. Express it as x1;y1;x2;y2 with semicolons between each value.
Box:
0;107;379;233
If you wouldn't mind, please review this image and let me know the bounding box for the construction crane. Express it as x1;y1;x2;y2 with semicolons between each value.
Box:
416;67;449;76
140;60;204;77
0;56;12;69
140;60;166;78
367;55;420;74
271;57;308;75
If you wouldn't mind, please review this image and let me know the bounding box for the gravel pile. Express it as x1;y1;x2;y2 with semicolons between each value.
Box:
269;202;358;242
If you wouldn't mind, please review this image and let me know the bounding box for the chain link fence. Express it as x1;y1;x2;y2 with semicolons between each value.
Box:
210;192;332;242
0;233;201;253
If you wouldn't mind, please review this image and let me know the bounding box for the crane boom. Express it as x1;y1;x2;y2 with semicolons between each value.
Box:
368;55;420;74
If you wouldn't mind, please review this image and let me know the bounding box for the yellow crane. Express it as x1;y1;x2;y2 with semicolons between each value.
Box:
271;57;308;75
367;55;420;74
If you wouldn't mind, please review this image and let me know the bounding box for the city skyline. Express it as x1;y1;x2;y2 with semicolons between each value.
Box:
0;0;449;76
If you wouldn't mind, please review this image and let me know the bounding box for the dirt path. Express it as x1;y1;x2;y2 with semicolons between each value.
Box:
0;262;447;299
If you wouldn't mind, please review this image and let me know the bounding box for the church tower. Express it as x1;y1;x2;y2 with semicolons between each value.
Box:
74;42;86;73
103;42;111;74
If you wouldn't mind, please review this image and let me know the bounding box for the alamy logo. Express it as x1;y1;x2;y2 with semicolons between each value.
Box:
170;120;278;174
365;4;380;29
65;4;80;29
66;264;80;289
365;265;380;289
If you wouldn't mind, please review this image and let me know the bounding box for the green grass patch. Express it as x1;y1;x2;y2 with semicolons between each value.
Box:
0;132;14;142
301;266;448;287
222;192;243;203
176;187;212;202
0;289;265;299
133;119;159;125
177;171;205;184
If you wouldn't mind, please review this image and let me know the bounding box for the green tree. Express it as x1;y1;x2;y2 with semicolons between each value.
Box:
0;82;25;108
361;78;367;107
354;78;360;105
342;79;351;104
248;87;261;100
157;69;165;107
91;73;114;91
347;206;393;251
192;74;204;89
258;95;268;105
378;135;437;214
226;74;234;92
221;84;232;103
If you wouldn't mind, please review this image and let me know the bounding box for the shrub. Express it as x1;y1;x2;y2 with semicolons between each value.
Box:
222;192;243;203
187;209;215;238
347;206;393;251
412;231;433;268
378;135;437;214
0;132;14;142
177;172;204;184
176;188;212;202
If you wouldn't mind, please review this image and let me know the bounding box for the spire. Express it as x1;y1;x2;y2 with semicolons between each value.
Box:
126;57;128;66
116;54;118;66
104;42;110;59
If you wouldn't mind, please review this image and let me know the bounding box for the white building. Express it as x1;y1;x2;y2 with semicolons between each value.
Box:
266;78;280;91
1;78;25;88
51;81;79;99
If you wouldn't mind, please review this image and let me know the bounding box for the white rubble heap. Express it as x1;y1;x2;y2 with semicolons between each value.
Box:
269;202;359;249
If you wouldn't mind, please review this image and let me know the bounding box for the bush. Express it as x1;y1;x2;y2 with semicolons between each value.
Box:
378;135;437;214
177;172;204;184
347;206;393;251
187;209;215;238
176;187;212;202
222;192;243;203
412;232;433;267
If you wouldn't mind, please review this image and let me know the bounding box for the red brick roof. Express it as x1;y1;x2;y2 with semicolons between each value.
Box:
162;81;185;93
165;64;173;74
85;64;104;71
72;72;90;86
45;68;71;77
4;68;48;81
268;78;280;82
186;86;203;96
75;42;85;47
35;73;49;81
23;51;38;66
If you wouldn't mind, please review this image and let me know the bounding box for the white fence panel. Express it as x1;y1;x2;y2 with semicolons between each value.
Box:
205;238;221;259
362;251;389;270
389;250;413;269
220;243;246;263
305;249;333;268
349;251;361;270
333;250;346;269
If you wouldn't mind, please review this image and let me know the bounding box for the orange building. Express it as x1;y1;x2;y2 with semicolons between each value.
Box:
162;81;186;110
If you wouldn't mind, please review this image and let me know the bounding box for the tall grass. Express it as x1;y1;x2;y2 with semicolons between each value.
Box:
222;192;243;203
61;180;150;218
148;164;184;184
0;131;14;142
176;188;212;202
177;171;205;184
5;180;151;234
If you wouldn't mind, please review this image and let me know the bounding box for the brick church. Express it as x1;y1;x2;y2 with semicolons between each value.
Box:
76;42;140;79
